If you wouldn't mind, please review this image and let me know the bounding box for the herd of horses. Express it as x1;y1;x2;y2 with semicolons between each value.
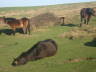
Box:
0;7;96;35
0;7;96;66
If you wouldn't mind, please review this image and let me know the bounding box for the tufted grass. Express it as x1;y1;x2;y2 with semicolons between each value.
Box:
0;25;96;72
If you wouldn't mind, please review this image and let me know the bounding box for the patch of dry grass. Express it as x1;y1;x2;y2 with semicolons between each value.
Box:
64;57;96;63
59;25;96;39
30;12;60;29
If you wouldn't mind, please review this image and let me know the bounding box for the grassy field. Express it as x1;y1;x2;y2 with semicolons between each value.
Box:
0;1;96;72
0;25;96;72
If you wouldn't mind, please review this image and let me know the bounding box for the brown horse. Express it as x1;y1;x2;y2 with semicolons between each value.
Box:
80;8;96;27
3;17;31;35
12;39;58;66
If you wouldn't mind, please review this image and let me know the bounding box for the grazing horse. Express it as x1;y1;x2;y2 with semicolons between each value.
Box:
12;39;58;66
3;17;31;35
80;8;96;27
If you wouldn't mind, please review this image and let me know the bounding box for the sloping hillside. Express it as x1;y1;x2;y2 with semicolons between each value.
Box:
0;2;96;72
0;1;96;18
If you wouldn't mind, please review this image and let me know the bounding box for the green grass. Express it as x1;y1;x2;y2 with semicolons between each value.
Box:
0;25;96;72
0;1;96;72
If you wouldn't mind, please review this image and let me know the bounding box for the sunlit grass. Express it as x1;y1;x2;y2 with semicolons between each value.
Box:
0;1;96;72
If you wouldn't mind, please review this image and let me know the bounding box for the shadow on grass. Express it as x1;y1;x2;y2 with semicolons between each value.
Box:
84;39;96;47
61;23;78;27
0;28;24;35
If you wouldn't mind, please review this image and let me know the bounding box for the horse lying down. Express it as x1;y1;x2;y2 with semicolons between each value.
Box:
12;39;58;66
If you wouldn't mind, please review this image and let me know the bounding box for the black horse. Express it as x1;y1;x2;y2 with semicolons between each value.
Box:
80;8;96;27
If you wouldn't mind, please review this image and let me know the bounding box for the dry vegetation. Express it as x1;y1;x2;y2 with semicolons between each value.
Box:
0;2;96;19
64;57;96;63
59;25;96;39
30;12;60;29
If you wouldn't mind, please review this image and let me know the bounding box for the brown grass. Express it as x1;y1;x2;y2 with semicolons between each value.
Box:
0;2;96;18
59;25;96;39
64;57;96;63
30;12;60;29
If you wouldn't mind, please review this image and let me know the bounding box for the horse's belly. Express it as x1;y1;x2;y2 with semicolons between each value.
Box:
15;24;23;28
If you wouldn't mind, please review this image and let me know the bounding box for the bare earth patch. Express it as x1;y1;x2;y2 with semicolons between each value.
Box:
64;57;96;63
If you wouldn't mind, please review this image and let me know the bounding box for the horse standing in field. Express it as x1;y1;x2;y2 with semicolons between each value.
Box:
12;39;58;66
3;17;31;35
80;8;96;27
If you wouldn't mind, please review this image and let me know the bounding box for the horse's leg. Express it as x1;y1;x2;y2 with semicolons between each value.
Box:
27;24;31;35
80;13;85;27
27;27;30;35
80;17;83;27
23;27;27;34
87;16;91;25
25;27;28;34
26;20;31;35
22;28;25;34
84;18;87;24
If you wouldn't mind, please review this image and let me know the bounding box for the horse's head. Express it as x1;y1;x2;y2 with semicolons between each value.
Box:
0;16;8;24
92;7;96;16
12;57;27;66
0;16;5;24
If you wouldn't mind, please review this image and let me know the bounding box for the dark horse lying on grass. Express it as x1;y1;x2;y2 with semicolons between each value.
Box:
3;17;31;35
80;8;96;27
12;39;58;66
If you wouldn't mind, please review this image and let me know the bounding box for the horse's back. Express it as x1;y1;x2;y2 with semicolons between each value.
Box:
31;39;57;57
80;8;93;17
